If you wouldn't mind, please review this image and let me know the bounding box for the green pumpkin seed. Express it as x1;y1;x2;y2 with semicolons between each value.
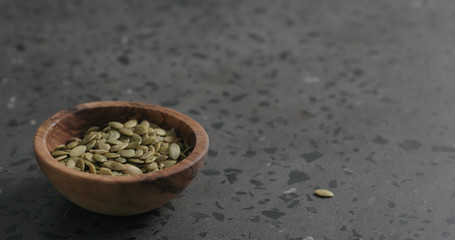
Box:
115;157;127;163
76;158;85;171
134;125;148;135
104;152;120;158
85;139;97;149
66;141;79;149
147;127;155;134
119;127;134;136
144;156;156;163
131;133;142;143
166;128;176;137
314;189;334;198
123;164;143;175
89;149;109;154
155;155;168;162
70;145;86;157
80;132;97;144
142;136;156;145
163;136;181;143
118;135;130;143
84;152;94;161
84;126;99;135
84;160;97;174
99;167;114;176
135;149;144;158
55;144;66;150
140;120;150;128
108;130;121;140
124;119;137;128
137;145;149;153
98;142;111;151
108;121;123;130
66;159;76;168
119;149;135;158
140;151;154;160
169;143;180;160
154;128;166;136
126;141;139;149
107;139;123;145
110;142;128;152
162;160;177;168
93;154;107;163
144;162;158;171
128;158;145;164
55;155;68;161
103;160;126;171
51;150;69;157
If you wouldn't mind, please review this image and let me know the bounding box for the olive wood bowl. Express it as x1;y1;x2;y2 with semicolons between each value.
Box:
34;101;209;216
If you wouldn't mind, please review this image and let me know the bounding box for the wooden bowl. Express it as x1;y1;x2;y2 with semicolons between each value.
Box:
33;101;209;216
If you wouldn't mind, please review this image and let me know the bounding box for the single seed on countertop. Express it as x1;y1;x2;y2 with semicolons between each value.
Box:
314;189;334;198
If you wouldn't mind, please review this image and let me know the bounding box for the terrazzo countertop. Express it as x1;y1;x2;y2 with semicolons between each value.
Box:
1;1;455;239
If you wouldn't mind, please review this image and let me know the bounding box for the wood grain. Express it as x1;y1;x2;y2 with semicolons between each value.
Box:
34;101;209;216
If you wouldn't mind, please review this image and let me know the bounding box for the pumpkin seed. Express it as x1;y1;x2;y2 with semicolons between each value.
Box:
163;136;181;143
166;128;176;137
128;158;145;164
66;159;76;168
144;162;158;171
131;133;142;143
55;155;68;161
144;156;156;163
124;119;137;128
104;152;120;158
110;142;128;152
108;130;121;140
80;132;97;144
108;121;123;130
135;149;144;158
103;160;126;171
314;189;334;198
169;143;180;160
76;158;85;171
51;150;69;157
155;155;168;162
154;128;166;136
84;152;94;161
115;157;127;163
93;154;107;163
84;126;99;135
99;167;114;175
162;160;177;168
84;160;97;174
55;144;66;150
126;141;139;149
123;164;143;175
89;149;109;154
107;139;123;145
98;142;111;151
85;139;97;149
140;120;150;128
70;145;86;157
140;151;154;160
119;127;134;136
66;141;79;149
119;149;135;158
141;136;156;145
134;125;148;135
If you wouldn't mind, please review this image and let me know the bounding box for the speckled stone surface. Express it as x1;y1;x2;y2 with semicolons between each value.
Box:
1;0;455;239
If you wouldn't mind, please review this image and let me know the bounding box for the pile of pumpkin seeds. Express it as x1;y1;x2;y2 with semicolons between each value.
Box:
50;119;192;176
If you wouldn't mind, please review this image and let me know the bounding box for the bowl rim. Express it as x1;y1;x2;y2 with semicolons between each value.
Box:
33;101;209;183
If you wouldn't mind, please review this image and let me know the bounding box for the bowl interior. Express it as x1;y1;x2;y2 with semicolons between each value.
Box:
45;104;197;156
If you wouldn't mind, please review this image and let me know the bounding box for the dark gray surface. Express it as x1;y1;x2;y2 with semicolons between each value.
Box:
1;0;455;239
